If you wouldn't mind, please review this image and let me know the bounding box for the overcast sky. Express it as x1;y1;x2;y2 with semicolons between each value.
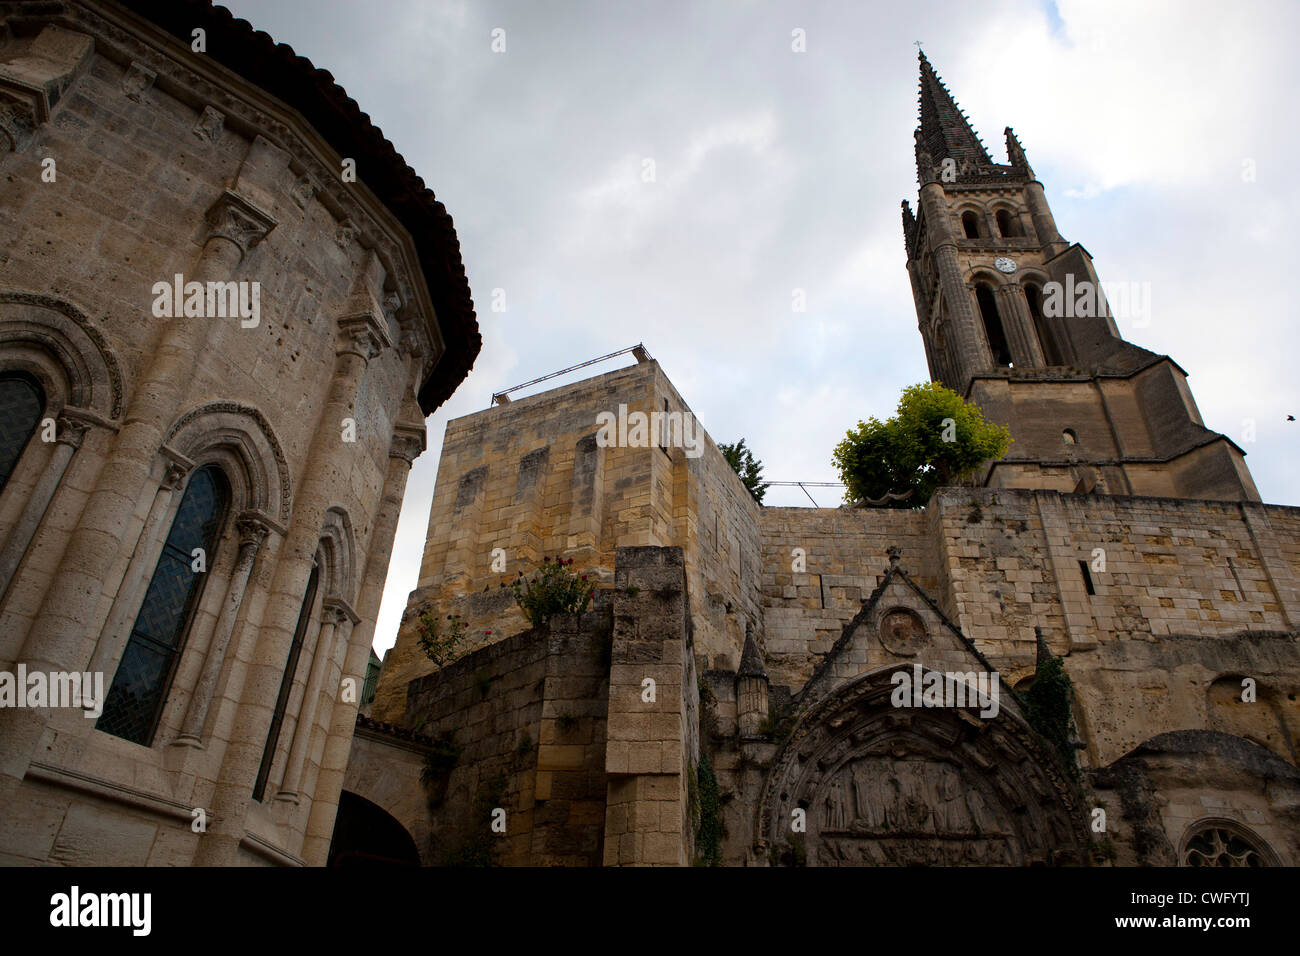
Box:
221;0;1300;658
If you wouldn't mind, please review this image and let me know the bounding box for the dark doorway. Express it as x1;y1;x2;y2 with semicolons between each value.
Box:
328;790;420;866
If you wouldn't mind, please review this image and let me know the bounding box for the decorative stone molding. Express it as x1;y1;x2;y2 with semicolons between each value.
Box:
389;425;426;464
755;666;1088;866
163;401;293;523
382;290;403;323
203;189;277;259
318;507;357;606
0;93;38;153
0;25;94;152
235;513;272;562
322;596;361;627
337;306;392;362
290;174;315;208
0;291;126;420
1179;817;1280;867
334;218;359;249
121;61;156;102
193;104;225;143
53;414;88;450
158;447;196;490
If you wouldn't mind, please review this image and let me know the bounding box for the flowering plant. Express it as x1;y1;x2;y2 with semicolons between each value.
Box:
512;556;595;629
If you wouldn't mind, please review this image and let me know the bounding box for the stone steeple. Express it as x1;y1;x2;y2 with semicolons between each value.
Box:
916;51;991;172
900;54;1259;502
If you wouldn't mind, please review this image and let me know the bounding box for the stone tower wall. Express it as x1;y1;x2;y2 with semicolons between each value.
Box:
372;358;760;724
0;1;465;867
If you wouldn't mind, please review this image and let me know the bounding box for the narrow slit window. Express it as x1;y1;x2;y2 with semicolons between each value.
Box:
254;561;320;801
1078;560;1096;596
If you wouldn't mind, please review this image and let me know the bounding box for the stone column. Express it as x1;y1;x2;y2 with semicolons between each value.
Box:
276;599;355;801
0;412;89;603
1024;180;1067;259
13;191;274;679
997;284;1045;369
194;314;389;865
174;513;271;747
920;180;986;391
300;428;422;866
0;188;274;792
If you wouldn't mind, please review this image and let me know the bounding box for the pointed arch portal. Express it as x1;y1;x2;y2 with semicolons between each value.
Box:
757;666;1087;866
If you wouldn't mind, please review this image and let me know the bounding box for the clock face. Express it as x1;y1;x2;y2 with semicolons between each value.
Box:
994;256;1017;274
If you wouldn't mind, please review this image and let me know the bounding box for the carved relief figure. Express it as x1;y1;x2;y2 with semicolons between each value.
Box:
878;607;928;656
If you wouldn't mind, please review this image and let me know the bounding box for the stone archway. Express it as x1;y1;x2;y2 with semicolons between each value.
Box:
327;790;421;866
756;666;1087;866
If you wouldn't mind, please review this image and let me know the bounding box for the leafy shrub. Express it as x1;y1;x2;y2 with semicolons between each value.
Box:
512;556;595;629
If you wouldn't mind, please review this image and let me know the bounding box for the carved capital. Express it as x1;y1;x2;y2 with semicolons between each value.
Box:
322;596;361;626
337;305;392;362
204;189;277;258
161;460;191;490
235;512;272;552
53;415;88;449
389;429;425;464
158;444;196;491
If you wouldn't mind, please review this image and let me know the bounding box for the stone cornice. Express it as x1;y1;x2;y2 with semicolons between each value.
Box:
23;0;478;413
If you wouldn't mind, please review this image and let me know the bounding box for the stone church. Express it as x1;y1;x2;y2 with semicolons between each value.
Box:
0;0;477;865
355;56;1299;866
0;0;1295;868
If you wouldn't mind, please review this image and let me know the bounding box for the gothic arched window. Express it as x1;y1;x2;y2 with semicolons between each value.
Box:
975;284;1012;367
98;465;229;745
0;372;45;494
253;560;320;801
1183;823;1273;867
961;211;981;239
1025;283;1063;365
996;209;1021;237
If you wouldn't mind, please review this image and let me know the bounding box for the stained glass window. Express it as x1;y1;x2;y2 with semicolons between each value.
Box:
253;561;319;801
97;465;229;745
0;373;44;493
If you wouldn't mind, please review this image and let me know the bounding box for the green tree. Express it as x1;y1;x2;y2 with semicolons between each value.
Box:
832;382;1010;507
719;438;770;504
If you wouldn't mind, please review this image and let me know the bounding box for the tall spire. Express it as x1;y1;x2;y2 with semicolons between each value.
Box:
916;51;991;171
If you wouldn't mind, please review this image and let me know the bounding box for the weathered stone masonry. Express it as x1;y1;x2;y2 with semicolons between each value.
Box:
0;0;478;867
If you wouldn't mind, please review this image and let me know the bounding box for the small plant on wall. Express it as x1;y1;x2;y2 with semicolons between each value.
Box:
416;611;467;667
512;556;595;629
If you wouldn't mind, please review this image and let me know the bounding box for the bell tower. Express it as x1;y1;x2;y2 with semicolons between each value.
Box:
901;52;1259;502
